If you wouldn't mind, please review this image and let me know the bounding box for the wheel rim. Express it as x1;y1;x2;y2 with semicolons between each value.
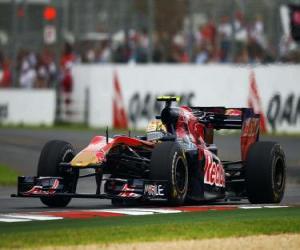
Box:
175;157;187;193
60;149;77;193
62;149;74;163
59;149;74;176
274;158;284;191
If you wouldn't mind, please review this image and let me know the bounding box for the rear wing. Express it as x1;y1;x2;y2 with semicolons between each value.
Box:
190;107;259;130
156;97;251;129
190;106;260;161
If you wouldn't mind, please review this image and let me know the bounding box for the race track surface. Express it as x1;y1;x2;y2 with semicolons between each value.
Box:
0;127;299;213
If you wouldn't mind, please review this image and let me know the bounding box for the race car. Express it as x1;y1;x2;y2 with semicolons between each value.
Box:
12;96;286;207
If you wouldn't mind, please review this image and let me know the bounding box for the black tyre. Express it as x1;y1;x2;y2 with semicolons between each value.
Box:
37;140;78;207
246;141;286;204
150;141;188;205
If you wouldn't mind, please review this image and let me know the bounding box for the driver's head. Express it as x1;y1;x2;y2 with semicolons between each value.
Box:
146;119;167;141
146;119;166;133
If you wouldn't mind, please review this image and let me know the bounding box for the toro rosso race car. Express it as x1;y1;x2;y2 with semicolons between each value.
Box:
12;97;286;207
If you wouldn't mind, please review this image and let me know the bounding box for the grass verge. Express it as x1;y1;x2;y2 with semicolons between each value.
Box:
0;123;107;132
0;123;142;134
0;207;300;248
0;164;19;186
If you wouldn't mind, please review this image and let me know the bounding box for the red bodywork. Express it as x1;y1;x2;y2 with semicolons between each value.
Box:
175;106;226;187
71;135;154;166
176;106;206;145
241;117;260;161
174;106;259;188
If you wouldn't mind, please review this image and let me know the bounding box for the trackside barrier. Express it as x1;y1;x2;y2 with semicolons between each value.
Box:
72;64;300;133
0;89;56;126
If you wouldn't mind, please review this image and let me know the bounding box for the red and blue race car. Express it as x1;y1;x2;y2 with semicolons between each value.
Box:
12;96;286;207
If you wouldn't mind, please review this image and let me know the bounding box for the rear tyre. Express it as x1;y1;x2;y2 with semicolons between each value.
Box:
37;140;78;207
150;142;188;205
246;141;286;204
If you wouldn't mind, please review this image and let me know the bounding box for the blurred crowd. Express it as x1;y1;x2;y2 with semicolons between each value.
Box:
79;13;300;64
0;44;74;90
1;13;300;89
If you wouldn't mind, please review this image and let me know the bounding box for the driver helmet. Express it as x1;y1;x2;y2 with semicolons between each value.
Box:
146;119;167;141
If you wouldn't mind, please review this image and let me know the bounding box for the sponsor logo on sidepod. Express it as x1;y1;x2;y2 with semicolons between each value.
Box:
204;150;225;187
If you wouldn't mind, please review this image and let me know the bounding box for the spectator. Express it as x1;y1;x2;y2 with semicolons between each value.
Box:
19;51;37;89
35;49;57;88
0;51;11;87
201;19;217;47
61;42;76;93
35;54;48;88
250;15;266;49
279;34;298;60
234;11;247;43
96;40;111;63
59;43;76;120
195;43;210;64
218;16;232;62
113;39;131;63
133;29;148;63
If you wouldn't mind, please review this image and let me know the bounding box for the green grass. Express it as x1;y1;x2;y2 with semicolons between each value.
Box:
0;123;145;138
0;122;142;134
0;207;300;248
0;164;19;186
0;122;108;132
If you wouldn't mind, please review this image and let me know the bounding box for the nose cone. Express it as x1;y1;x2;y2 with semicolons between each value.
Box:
70;151;99;167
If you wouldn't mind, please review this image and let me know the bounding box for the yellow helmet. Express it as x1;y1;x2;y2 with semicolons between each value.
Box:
146;119;167;141
146;119;167;133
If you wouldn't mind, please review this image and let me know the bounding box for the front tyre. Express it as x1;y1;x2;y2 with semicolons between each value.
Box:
150;142;188;205
37;140;78;207
246;141;286;204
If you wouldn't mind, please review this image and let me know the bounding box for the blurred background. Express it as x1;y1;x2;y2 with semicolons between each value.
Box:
1;0;300;86
0;0;300;131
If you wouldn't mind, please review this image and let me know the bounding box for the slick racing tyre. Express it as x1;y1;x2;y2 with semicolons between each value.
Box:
150;141;188;205
246;141;286;204
37;140;78;207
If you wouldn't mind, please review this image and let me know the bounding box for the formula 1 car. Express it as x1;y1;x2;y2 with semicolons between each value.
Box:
12;96;286;207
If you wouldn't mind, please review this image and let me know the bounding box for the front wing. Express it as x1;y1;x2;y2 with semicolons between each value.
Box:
11;176;168;201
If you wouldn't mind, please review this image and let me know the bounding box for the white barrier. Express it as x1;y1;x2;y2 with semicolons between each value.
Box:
0;89;56;126
72;64;300;133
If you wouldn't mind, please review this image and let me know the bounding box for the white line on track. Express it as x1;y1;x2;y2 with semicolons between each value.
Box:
239;205;289;209
98;208;182;216
0;217;31;223
0;214;63;222
94;208;177;216
240;206;263;209
263;205;289;208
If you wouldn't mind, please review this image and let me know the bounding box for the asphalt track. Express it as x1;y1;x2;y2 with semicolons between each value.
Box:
0;127;299;213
